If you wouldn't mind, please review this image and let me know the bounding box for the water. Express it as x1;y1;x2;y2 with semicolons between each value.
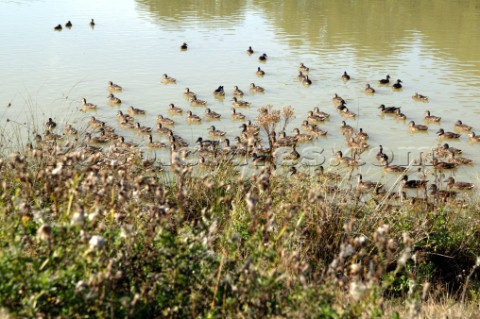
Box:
1;0;480;189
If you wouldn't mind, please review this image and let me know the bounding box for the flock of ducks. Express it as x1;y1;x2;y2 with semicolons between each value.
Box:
39;42;480;202
54;19;95;31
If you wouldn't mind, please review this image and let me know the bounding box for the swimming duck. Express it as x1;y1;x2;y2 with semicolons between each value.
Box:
233;86;244;97
429;184;457;199
355;128;369;140
196;137;220;149
46;118;57;130
54;24;62;31
89;19;95;27
448;153;472;165
400;175;428;189
436;128;460;139
258;53;267;61
376;145;388;162
297;72;306;81
336;151;359;166
128;105;146;116
284;144;301;161
168;103;183;114
433;143;462;157
271;131;295;147
378;75;390;84
99;128;119;141
64;124;78;136
332;93;345;105
395;108;407;120
408;121;428;132
298;63;310;73
231;108;246;120
364;84;375;94
161;74;176;84
340;121;354;136
156;123;173;135
302;75;312;86
213;85;225;97
392;79;403;89
208;126;226;137
256;67;265;76
357;174;383;192
232;97;251;108
444;177;474;190
147;134;167;149
190;95;207;106
341;71;351;81
120;120;135;130
249;83;265;93
183;88;196;100
81;98;97;111
307;111;326;123
308;124;328;136
65;21;72;28
169;131;189;148
378;104;400;114
89;116;105;128
424;111;441;122
156;114;175;126
382;159;407;173
293;128;313;142
340;107;356;118
347;137;368;150
467;132;480;142
431;158;458;170
135;122;152;134
85;132;108;145
312;107;330;118
108;81;122;91
180;42;188;50
108;93;121;104
412;92;429;102
246;46;254;55
205;108;221;120
454;120;472;132
186;110;202;122
116;136;138;149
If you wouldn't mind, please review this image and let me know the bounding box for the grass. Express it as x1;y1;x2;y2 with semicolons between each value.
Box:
0;107;479;318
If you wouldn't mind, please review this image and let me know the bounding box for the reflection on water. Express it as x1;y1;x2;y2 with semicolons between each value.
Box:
1;0;480;190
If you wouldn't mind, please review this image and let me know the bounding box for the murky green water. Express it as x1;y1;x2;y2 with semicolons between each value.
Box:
1;0;480;188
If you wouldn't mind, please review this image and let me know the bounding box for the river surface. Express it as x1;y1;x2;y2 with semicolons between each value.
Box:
1;0;480;191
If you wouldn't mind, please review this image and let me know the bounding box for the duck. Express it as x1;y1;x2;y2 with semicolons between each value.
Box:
54;24;62;31
232;97;251;108
467;132;480;142
256;67;265;76
340;107;356;118
307;111;326;123
169;131;189;148
436;128;460;139
408;121;428;132
312;107;330;118
213;85;225;97
156;123;173;135
336;151;359;166
341;71;350;81
378;104;400;114
308;124;328;136
284;144;301;161
392;79;403;89
156;114;175;126
231;108;246;120
65;21;72;28
297;72;306;81
454;120;472;132
431;158;458;170
429;184;457;199
99;128;119;141
448;153;472;165
347;137;368;150
355;128;369;140
444;177;474;190
364;84;375;94
85;132;109;145
46;118;57;130
205;108;221;120
378;75;390;84
161;74;176;84
116;136;138;149
81;98;97;111
433;143;462;157
251;153;269;166
272;131;296;147
301;120;312;131
243;121;261;135
89;116;105;128
190;95;207;106
395;108;407;120
357;174;383;192
180;42;188;50
302;75;312;86
258;53;268;61
207;126;226;138
340;121;354;136
108;81;122;91
186;110;202;122
89;19;95;27
108;93;121;104
332;93;345;105
424;111;441;122
196;137;220;149
246;46;254;55
64;124;78;136
412;92;429;102
298;63;309;73
249;83;265;93
168;103;183;114
293;128;313;142
120;120;135;130
382;160;408;173
183;88;196;99
400;175;428;189
376;145;388;162
128;105;146;116
135;122;152;134
146;134;167;149
233;85;244;97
